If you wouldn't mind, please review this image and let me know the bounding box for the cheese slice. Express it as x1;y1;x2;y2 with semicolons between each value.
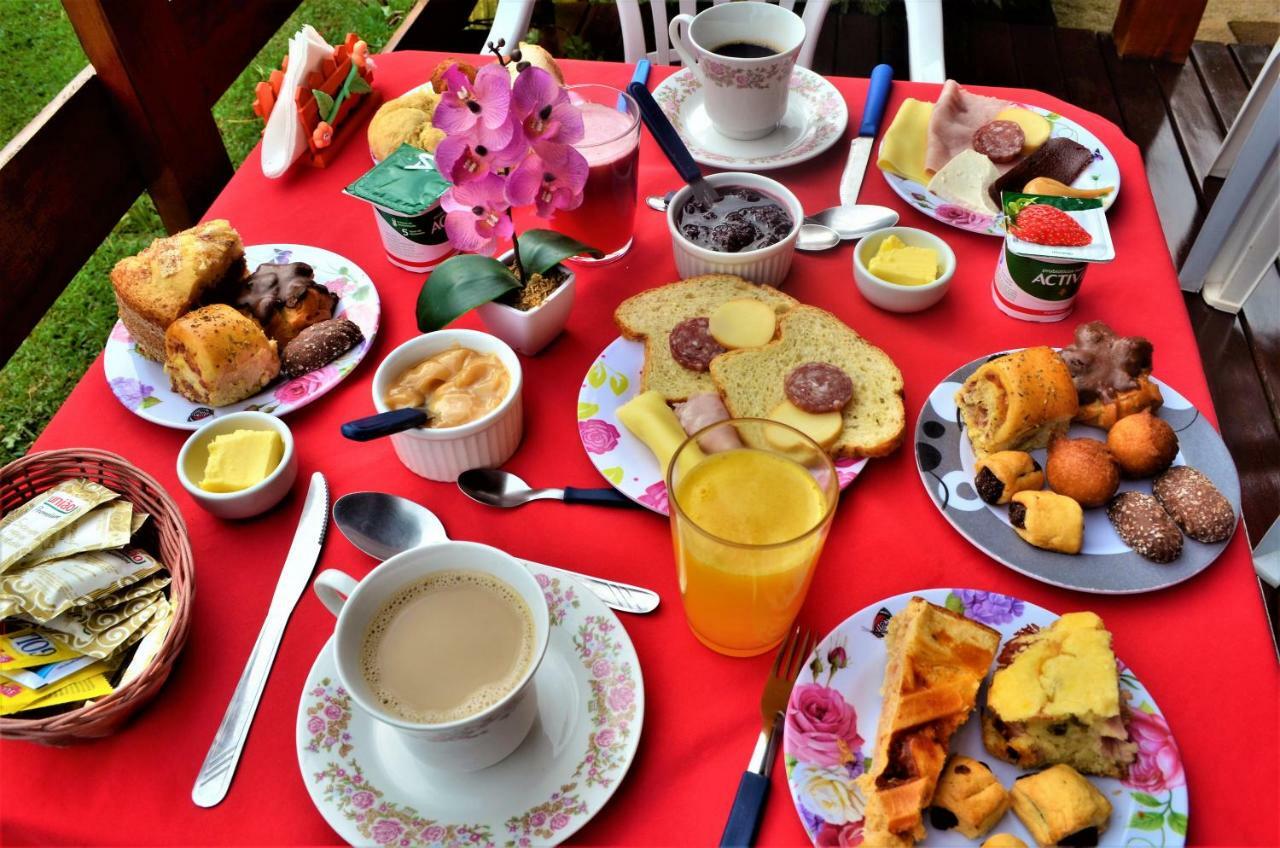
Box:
877;98;934;186
926;149;1000;214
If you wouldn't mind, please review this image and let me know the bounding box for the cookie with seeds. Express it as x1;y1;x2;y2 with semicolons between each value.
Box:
1106;492;1182;563
1153;465;1234;543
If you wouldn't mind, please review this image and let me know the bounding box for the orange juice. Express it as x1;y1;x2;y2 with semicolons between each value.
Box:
671;447;834;656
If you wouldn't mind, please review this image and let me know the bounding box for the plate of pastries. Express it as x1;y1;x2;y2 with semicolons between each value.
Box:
784;591;1188;848
577;276;908;513
915;321;1240;593
103;220;379;429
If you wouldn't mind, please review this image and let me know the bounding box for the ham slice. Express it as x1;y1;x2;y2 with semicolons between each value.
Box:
673;393;742;453
925;80;1012;175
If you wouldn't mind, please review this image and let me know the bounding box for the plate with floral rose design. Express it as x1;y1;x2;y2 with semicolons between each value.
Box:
296;562;643;848
879;105;1121;236
916;352;1240;593
577;336;867;514
103;244;380;429
652;66;848;171
784;588;1188;847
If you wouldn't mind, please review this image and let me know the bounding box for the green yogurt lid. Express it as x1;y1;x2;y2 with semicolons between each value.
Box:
344;144;450;216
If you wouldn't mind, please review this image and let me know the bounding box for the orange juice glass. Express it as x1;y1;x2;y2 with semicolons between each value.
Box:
667;418;838;657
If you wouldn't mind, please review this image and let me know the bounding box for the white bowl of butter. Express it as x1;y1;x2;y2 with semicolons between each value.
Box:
177;411;297;519
853;226;956;313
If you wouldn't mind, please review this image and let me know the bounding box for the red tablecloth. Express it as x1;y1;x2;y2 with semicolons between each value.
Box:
4;54;1277;846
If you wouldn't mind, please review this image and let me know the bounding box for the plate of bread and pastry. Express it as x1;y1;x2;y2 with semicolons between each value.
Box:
103;220;379;429
784;590;1187;848
576;276;907;514
878;80;1120;237
916;320;1240;593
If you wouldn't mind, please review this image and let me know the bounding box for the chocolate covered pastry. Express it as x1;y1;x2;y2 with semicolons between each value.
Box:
1060;321;1163;429
233;262;338;347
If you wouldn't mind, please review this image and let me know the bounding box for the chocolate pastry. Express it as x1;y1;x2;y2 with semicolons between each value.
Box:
234;262;338;347
1107;492;1183;563
1045;435;1119;508
1010;490;1084;554
988;136;1094;205
1060;321;1164;429
1009;764;1112;848
974;451;1043;505
928;756;1010;839
1152;465;1235;543
281;318;364;378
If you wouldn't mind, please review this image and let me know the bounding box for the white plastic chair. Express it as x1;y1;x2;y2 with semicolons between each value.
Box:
481;0;536;53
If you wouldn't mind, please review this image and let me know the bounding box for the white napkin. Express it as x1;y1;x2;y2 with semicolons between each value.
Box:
261;25;334;179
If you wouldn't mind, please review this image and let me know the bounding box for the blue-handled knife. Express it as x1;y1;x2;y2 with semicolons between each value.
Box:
839;63;894;207
619;58;651;111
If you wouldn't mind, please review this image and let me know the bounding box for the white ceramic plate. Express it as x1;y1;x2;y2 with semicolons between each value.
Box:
576;336;867;514
652;66;849;171
297;563;643;847
916;352;1240;593
103;244;380;429
880;105;1121;236
784;589;1188;847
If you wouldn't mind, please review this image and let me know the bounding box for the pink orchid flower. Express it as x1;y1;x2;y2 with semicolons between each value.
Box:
440;173;513;255
511;67;584;146
434;131;526;186
433;64;515;151
506;143;587;218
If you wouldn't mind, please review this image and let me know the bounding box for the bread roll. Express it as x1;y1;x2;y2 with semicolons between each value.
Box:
955;347;1078;456
164;305;280;407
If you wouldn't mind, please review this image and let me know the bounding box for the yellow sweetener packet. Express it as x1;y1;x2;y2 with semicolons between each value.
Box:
0;627;83;670
0;660;106;715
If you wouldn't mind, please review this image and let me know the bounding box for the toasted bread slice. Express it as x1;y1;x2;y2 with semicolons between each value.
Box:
613;275;799;403
709;306;906;459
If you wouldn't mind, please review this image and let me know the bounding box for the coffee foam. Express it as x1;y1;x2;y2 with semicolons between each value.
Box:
359;570;536;724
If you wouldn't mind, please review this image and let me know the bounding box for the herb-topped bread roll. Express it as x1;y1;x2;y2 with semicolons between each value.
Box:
955;347;1078;457
163;304;280;406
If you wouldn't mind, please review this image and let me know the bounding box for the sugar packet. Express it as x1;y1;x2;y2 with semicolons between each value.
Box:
38;591;164;659
0;654;97;690
0;548;164;623
0;626;84;670
15;500;135;568
81;572;170;611
117;595;173;689
0;479;119;574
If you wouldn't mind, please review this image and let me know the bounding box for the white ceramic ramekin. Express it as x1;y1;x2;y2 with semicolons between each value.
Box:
177;411;297;520
666;172;801;286
372;329;524;482
853;226;957;313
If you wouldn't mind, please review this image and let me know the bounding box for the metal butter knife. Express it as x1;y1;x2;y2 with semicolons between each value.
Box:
839;63;894;207
192;473;330;808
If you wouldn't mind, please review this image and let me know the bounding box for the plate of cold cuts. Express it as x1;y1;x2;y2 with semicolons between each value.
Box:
576;336;867;515
878;80;1120;236
914;326;1240;593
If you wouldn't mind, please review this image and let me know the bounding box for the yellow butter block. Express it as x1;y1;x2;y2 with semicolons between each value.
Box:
995;107;1052;157
199;429;283;493
877;98;934;185
868;235;939;287
617;391;705;477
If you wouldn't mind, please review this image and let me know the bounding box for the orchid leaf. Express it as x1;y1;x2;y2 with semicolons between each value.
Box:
515;229;602;277
416;255;519;331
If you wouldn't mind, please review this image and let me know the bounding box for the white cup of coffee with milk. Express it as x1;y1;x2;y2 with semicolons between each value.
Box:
668;1;806;140
313;541;550;771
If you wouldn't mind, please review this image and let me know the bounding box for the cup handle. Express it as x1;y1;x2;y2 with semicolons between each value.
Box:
668;14;700;79
313;569;358;617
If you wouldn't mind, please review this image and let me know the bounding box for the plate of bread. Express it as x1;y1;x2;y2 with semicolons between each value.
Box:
577;276;906;514
104;221;378;429
916;321;1240;593
784;590;1187;848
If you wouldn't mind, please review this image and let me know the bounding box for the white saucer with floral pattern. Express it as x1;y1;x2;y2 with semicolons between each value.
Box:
652;66;848;171
103;243;380;430
296;564;643;847
783;588;1187;847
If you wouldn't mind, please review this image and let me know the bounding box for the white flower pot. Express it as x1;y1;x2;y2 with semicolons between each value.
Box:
476;251;576;356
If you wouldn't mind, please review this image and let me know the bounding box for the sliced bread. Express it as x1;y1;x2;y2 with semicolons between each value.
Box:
613;275;799;403
710;306;906;458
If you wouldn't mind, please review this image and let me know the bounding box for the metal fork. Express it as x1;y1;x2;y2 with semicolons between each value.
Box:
719;626;818;848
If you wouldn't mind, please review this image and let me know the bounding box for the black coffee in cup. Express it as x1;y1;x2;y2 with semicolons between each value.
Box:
712;41;778;59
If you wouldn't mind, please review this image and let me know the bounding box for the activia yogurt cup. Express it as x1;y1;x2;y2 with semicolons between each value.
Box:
345;144;454;272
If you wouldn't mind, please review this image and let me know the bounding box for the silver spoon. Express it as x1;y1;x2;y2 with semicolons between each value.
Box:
458;468;635;508
804;204;899;240
332;491;660;614
645;193;840;252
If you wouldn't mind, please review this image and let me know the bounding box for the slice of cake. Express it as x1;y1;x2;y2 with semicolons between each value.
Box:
981;612;1137;778
856;598;1001;846
111;219;245;360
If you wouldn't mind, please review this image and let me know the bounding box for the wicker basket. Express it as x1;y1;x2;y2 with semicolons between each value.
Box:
0;449;194;744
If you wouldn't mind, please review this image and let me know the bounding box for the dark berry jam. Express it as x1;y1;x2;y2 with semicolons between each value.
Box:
677;186;794;253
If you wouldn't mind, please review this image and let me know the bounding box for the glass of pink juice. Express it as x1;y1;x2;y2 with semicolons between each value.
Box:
557;84;641;265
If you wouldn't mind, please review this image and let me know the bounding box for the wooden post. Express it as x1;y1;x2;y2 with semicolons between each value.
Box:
1113;0;1209;64
62;0;233;232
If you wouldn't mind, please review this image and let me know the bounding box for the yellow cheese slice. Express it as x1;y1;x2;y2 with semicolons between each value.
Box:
995;107;1052;157
765;400;842;451
709;299;777;349
877;98;934;186
617;391;705;477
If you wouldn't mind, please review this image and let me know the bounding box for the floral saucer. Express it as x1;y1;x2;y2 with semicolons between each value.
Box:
296;564;643;847
784;589;1188;847
652;66;848;171
576;336;867;514
103;244;380;430
879;105;1121;236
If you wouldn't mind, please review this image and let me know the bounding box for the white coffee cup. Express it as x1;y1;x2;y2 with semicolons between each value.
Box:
313;541;550;772
669;1;806;140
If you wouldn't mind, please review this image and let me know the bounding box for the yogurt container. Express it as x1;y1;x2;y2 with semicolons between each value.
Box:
345;144;454;272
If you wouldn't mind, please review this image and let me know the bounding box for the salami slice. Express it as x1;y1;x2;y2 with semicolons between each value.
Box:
669;317;726;372
972;120;1025;164
784;363;853;413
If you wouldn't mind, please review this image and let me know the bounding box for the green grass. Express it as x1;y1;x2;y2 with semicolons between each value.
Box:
0;0;416;464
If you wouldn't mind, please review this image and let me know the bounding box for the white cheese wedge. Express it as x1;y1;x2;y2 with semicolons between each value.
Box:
926;149;1000;214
